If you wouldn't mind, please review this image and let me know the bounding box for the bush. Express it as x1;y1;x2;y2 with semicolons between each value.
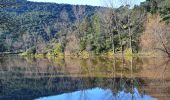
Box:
26;47;36;55
79;51;90;59
49;43;64;58
125;48;133;57
107;51;114;58
21;46;36;56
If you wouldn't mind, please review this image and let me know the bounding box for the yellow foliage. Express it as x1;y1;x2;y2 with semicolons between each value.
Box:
20;52;34;57
35;54;45;58
125;48;133;57
107;51;114;58
124;48;133;61
57;52;64;59
20;52;27;56
47;52;64;59
79;51;90;59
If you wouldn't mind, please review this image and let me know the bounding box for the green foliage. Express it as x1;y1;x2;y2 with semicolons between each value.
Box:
28;47;36;54
162;14;170;23
159;0;170;8
159;0;170;23
53;43;63;55
1;0;169;57
0;0;99;53
142;0;170;22
141;0;158;14
21;46;36;56
0;42;7;52
91;15;105;54
47;43;64;58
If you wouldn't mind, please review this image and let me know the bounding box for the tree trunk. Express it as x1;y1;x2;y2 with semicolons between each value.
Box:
128;15;132;54
111;33;115;56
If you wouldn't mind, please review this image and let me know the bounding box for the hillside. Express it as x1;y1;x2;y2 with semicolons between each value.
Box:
0;0;170;57
0;0;103;53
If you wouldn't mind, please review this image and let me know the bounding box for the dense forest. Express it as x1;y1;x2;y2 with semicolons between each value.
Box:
0;0;170;58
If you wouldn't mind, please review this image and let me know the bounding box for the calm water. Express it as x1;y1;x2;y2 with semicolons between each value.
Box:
0;55;170;100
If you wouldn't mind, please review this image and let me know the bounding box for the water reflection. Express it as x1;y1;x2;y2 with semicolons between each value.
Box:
36;87;156;100
0;55;169;100
0;76;153;100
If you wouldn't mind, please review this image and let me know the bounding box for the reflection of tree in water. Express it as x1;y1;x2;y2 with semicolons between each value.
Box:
0;56;144;78
75;57;142;100
0;75;146;100
78;57;143;78
148;58;170;100
0;56;169;99
96;57;146;100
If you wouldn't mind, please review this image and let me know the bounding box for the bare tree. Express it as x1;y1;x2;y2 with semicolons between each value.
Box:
152;17;170;57
60;9;69;22
103;0;128;59
103;0;146;58
100;8;116;56
141;14;170;57
119;0;146;54
102;0;122;58
73;5;85;39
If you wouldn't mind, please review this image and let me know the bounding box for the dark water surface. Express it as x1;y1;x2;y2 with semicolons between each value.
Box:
0;55;170;100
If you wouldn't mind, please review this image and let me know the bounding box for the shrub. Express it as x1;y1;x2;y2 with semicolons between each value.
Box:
125;48;133;57
79;51;90;59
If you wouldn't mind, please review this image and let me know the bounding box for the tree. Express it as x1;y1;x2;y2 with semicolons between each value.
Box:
152;17;170;57
73;5;85;39
159;0;170;23
0;0;17;8
92;15;102;53
79;17;89;51
140;14;170;57
0;0;19;30
150;0;158;14
104;0;146;55
0;0;20;52
99;7;116;56
119;0;146;54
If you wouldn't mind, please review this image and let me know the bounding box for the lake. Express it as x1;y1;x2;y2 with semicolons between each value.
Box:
0;55;170;100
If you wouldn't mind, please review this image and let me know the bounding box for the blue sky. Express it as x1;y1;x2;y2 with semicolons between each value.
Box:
28;0;146;7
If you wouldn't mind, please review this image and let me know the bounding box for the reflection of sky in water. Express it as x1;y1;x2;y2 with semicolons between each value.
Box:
36;87;157;100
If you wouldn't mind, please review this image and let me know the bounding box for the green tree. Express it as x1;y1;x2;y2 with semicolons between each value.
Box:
92;15;102;53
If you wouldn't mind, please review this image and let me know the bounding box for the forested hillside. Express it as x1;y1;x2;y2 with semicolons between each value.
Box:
0;0;169;57
0;0;102;53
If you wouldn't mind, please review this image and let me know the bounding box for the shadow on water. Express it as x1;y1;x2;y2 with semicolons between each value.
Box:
0;55;170;100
